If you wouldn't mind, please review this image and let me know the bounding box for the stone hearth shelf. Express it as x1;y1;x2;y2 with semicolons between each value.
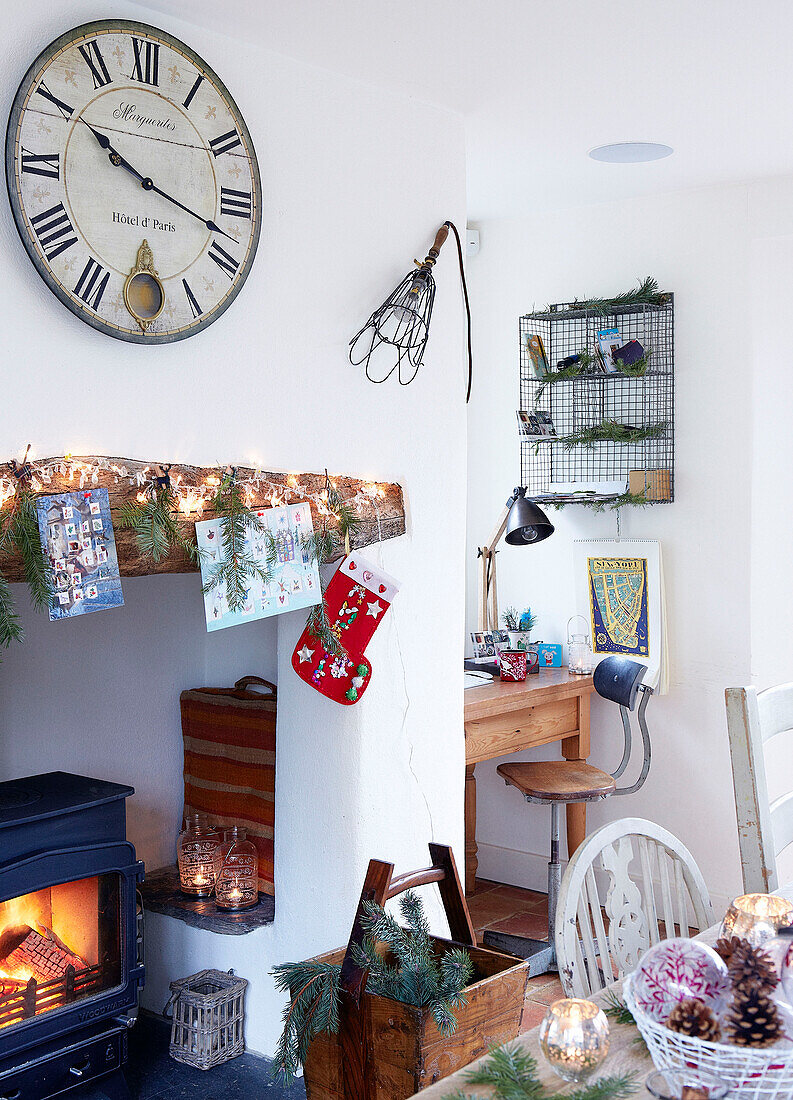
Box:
140;865;274;934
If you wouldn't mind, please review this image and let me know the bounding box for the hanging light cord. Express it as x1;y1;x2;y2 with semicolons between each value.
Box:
443;220;474;403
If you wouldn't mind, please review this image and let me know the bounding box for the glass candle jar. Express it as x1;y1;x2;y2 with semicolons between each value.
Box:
567;616;596;676
215;826;259;911
539;999;609;1083
177;814;222;897
720;892;793;947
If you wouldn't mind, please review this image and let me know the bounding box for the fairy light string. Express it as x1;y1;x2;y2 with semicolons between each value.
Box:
0;450;391;558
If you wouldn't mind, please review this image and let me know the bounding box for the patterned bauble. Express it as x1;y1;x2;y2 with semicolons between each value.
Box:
665;997;721;1042
726;988;783;1048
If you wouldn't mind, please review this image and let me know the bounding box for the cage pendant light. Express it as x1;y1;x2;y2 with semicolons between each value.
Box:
349;221;473;399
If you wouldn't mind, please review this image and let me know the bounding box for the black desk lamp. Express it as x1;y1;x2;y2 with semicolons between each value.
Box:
476;488;554;632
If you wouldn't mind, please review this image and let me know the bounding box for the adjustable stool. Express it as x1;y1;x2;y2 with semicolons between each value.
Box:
483;656;653;977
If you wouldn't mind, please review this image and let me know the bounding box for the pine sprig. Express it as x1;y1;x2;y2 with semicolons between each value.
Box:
201;474;275;612
555;420;669;450
0;570;23;649
549;490;652;513
603;990;647;1051
117;483;200;565
270;961;342;1085
0;489;53;655
8;491;53;611
299;475;365;657
570;276;669;314
448;1040;636;1100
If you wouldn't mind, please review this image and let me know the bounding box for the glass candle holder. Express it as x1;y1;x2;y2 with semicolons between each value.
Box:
645;1068;729;1099
567;615;596;675
177;814;222;897
215;826;259;911
719;892;793;947
539;999;609;1083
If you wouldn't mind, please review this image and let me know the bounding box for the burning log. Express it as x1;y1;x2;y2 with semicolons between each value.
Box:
0;925;86;982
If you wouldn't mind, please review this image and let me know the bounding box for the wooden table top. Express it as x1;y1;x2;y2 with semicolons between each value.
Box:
417;886;793;1098
464;669;595;722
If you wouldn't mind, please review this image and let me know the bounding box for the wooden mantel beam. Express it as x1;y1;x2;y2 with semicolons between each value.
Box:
0;456;405;581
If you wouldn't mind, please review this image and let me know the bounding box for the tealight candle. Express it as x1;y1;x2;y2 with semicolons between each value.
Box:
720;893;793;947
645;1068;729;1099
539;999;609;1083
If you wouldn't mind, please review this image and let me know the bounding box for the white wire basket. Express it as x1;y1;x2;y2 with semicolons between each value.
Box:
624;975;793;1100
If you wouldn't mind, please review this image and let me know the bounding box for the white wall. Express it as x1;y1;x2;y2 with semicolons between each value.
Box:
0;0;467;1054
465;180;793;911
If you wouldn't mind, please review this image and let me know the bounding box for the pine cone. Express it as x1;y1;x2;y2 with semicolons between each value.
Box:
666;997;721;1042
727;941;778;996
715;935;745;966
726;988;783;1048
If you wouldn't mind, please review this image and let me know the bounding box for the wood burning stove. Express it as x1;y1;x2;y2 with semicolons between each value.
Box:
0;773;144;1099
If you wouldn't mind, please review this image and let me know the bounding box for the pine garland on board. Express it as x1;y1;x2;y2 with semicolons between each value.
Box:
445;1040;636;1100
270;890;473;1085
117;475;201;565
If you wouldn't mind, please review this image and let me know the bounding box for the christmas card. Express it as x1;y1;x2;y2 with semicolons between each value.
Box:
36;487;124;620
196;501;321;632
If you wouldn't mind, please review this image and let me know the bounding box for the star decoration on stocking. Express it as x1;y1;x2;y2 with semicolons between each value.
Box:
366;600;383;619
297;644;314;664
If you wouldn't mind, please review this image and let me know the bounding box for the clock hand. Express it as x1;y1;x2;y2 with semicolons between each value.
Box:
78;116;235;242
78;117;147;185
146;180;235;241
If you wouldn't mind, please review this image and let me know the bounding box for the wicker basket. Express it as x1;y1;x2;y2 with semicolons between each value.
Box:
624;974;793;1100
165;968;248;1071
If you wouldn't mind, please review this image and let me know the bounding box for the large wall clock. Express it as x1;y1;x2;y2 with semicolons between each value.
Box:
5;20;261;343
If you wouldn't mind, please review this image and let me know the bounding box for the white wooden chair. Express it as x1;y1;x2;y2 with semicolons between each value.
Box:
555;817;713;998
725;684;793;894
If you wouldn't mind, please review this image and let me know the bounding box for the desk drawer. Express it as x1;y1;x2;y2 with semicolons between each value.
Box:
465;698;579;764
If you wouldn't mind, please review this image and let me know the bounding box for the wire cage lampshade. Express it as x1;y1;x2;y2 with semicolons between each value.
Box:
350;220;472;399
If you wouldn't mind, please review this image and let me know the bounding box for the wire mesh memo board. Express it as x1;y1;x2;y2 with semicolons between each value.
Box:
519;297;674;506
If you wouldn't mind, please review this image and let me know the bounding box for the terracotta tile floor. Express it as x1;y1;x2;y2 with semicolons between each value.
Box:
468;877;565;1033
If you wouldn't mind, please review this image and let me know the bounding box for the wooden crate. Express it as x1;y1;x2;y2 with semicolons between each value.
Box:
302;844;530;1100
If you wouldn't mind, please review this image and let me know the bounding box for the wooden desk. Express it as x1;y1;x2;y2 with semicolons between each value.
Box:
464;669;595;895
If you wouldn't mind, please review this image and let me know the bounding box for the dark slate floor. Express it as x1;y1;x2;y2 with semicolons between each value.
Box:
83;1013;306;1100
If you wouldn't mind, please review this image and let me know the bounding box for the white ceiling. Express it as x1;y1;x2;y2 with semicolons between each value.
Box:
141;0;793;219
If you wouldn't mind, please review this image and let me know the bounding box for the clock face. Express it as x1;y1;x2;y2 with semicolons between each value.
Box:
5;20;261;343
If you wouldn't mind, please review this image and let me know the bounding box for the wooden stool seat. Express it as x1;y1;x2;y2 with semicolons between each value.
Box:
497;761;616;803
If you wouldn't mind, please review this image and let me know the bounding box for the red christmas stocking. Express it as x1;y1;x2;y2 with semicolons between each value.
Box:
292;552;400;705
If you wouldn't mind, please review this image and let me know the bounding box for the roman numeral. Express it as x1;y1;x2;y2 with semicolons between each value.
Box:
182;279;202;318
131;37;160;85
219;188;251;219
208;242;239;279
182;73;204;110
29;203;77;260
74;258;110;310
35;82;73;120
208;129;242;158
78;40;112;88
21;148;60;179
